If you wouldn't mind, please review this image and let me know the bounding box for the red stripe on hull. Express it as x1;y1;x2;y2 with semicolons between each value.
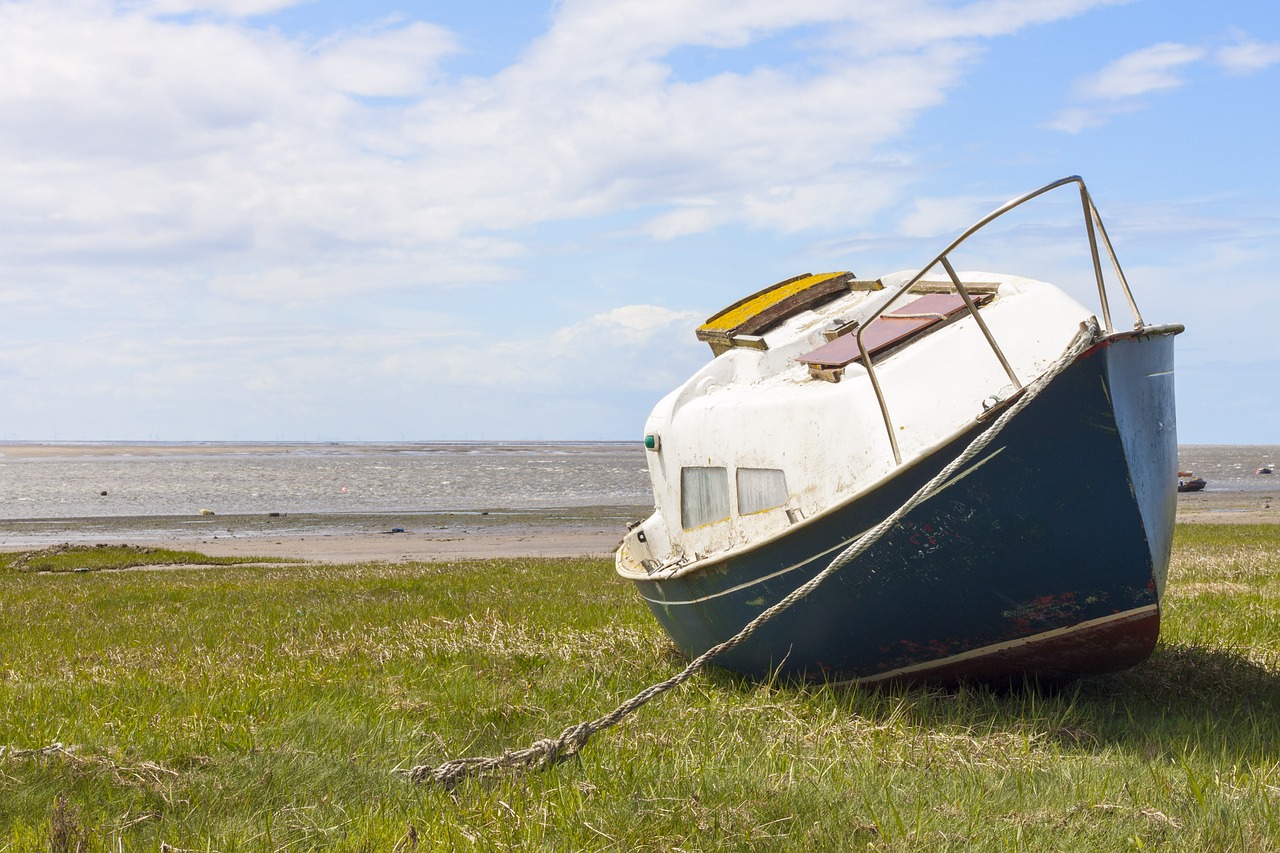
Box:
864;608;1161;686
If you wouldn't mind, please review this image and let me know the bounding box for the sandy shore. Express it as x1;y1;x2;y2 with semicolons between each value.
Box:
0;507;643;563
156;528;625;563
2;491;1275;564
1174;490;1279;526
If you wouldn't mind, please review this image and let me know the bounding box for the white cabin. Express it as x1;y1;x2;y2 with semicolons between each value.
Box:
618;270;1092;578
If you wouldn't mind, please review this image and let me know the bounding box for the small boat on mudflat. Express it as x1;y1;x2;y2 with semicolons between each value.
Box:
617;177;1182;685
1177;472;1206;492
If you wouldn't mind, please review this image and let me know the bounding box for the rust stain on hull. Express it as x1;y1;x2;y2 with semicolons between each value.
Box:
858;607;1160;686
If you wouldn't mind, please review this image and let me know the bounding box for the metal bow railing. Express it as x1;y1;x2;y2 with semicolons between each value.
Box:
858;176;1144;464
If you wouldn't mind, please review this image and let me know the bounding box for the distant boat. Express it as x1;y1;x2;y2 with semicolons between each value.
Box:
1258;466;1273;475
1178;472;1206;492
617;177;1182;685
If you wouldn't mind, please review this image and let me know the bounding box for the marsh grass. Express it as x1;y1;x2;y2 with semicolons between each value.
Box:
0;544;293;574
2;527;1279;850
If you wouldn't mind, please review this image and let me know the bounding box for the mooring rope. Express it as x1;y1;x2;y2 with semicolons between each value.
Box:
405;320;1101;789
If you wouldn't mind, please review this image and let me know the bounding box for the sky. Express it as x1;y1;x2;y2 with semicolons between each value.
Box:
1;0;1277;443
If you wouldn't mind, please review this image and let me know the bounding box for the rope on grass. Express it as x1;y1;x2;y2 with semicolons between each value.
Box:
405;321;1101;789
0;742;69;759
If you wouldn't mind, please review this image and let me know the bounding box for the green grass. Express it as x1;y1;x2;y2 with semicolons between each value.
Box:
2;529;1280;851
0;544;293;574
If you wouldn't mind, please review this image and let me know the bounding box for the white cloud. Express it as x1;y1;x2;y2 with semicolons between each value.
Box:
1215;38;1280;75
6;0;1212;439
1046;29;1280;136
1043;107;1104;134
1076;42;1206;100
814;0;1131;54
1049;40;1208;132
643;203;725;241
898;195;995;238
125;0;307;18
1044;102;1143;133
313;21;459;97
552;304;700;346
0;0;1124;304
424;305;706;392
202;239;527;303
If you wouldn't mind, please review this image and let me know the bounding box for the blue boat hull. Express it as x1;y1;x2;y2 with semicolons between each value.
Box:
629;330;1178;684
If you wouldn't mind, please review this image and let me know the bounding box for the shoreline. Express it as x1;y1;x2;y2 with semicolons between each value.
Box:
0;440;634;460
1;491;1275;564
0;506;645;564
1172;489;1278;526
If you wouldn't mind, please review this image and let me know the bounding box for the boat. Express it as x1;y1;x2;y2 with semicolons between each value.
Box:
1258;466;1273;475
1177;472;1206;492
616;177;1183;685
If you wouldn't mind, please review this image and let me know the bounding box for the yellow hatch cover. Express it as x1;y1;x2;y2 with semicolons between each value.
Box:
696;272;860;347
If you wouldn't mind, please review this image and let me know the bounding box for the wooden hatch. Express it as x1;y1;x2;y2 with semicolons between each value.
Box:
697;272;879;355
799;291;993;380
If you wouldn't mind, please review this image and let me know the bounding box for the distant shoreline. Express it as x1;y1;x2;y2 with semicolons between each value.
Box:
0;506;642;564
1;491;1275;565
0;440;638;461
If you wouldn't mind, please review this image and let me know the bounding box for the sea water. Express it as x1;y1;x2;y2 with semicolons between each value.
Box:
1;442;1276;522
1177;445;1280;493
0;442;652;520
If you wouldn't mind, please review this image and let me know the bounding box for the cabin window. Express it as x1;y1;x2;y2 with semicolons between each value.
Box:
737;468;788;515
681;467;731;530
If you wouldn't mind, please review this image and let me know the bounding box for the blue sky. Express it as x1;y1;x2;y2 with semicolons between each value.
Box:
1;0;1276;443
